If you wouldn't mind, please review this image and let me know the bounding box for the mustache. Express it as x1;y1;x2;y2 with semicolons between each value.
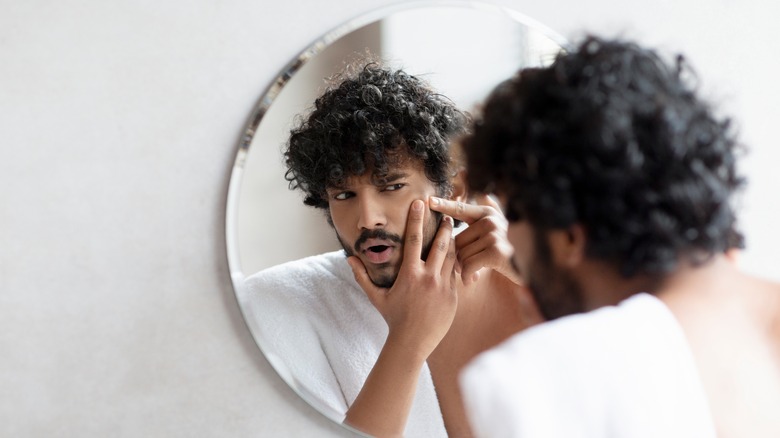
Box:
354;229;403;253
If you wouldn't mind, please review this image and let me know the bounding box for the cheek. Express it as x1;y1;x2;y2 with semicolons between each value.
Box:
393;206;410;237
392;194;419;232
328;205;351;237
395;198;436;238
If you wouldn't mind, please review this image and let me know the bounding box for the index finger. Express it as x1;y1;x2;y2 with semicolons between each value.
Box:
429;196;487;225
474;193;503;213
403;199;426;262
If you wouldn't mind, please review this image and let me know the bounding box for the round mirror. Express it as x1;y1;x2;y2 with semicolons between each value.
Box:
226;1;564;433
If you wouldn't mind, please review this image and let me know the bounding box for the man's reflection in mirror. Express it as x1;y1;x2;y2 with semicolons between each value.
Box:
457;36;780;437
243;61;542;437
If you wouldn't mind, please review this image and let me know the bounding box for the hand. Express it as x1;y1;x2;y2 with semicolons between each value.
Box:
429;194;523;286
347;199;459;359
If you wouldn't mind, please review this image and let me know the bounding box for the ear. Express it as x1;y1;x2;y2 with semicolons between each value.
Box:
450;168;468;202
724;248;740;266
548;224;587;268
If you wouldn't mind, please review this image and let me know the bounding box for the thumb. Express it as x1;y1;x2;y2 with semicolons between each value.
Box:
346;256;385;309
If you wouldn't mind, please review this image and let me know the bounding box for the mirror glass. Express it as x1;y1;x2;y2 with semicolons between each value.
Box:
226;0;564;429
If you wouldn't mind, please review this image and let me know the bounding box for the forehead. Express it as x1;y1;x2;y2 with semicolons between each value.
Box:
331;158;430;188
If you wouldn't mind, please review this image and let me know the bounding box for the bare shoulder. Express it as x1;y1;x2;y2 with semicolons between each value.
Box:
718;273;780;438
755;276;780;350
660;264;780;438
730;273;780;342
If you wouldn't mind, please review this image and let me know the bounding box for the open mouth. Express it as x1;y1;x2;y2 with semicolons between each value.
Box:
363;245;394;264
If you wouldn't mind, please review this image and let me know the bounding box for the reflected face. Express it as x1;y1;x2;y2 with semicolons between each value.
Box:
327;161;441;288
507;219;585;320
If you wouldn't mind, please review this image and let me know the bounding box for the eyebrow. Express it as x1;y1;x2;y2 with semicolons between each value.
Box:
374;172;409;185
326;171;411;193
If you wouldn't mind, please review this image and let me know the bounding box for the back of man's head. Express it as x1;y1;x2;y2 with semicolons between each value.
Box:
464;36;745;278
284;62;467;210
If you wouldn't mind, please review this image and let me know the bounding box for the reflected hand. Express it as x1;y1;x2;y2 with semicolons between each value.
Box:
348;199;459;359
429;194;523;286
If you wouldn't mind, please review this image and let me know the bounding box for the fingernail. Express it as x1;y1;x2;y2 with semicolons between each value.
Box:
412;200;423;211
430;197;440;206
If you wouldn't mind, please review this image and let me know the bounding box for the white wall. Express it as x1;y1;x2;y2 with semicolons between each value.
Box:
2;0;778;436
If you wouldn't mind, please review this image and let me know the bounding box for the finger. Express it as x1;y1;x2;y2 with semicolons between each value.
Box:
425;215;454;269
456;229;507;263
346;256;385;309
461;253;487;286
441;232;458;281
453;217;507;258
459;238;516;280
474;193;503;213
428;196;487;225
403;199;426;263
459;262;481;286
453;225;479;251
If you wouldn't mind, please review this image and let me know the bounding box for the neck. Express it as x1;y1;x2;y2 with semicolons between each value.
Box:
574;258;664;311
655;253;764;308
576;253;752;311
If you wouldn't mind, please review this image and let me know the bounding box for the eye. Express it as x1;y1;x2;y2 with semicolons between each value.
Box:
332;191;354;200
383;183;405;192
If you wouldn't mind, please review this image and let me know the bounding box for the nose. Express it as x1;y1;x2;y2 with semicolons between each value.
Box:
356;195;387;231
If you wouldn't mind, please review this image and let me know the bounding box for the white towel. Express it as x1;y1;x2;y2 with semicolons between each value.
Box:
460;292;716;438
237;250;447;437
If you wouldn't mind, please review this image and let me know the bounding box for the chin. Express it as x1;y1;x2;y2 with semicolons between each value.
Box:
367;267;398;289
369;276;396;289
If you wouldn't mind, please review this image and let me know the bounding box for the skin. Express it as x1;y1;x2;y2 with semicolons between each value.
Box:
330;162;542;437
327;161;442;289
656;262;780;438
504;214;780;437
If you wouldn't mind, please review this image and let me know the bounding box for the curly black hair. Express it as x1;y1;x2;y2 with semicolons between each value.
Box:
284;62;468;209
464;36;745;278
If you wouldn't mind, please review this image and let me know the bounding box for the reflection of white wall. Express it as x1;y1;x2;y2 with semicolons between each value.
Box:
383;7;538;110
2;0;780;436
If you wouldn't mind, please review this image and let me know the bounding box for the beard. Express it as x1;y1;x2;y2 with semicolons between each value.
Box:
525;230;586;321
336;210;442;288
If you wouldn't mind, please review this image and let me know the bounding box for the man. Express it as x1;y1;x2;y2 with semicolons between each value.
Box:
242;62;541;437
440;36;780;437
